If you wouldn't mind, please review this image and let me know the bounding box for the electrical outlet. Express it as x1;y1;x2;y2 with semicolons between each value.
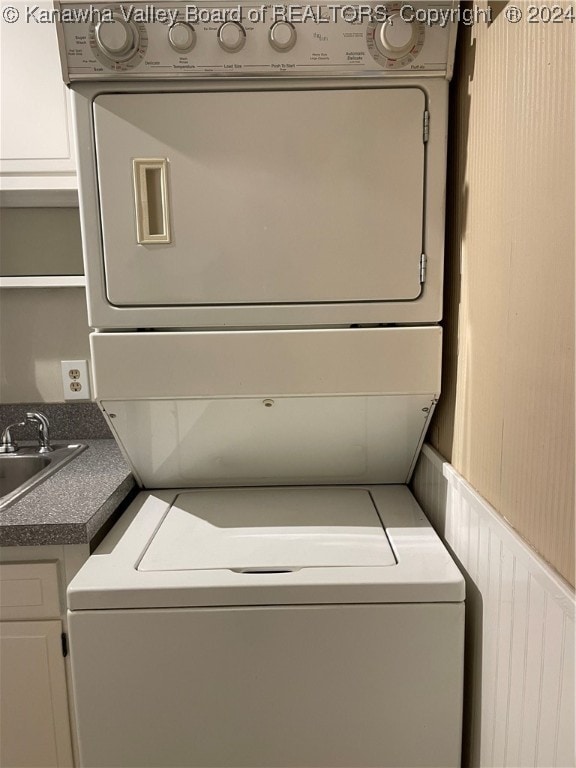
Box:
61;360;91;400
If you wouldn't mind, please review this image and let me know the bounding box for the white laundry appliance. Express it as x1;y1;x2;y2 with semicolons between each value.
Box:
55;2;464;766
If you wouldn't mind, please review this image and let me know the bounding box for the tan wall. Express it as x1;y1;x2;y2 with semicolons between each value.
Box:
0;207;89;403
430;4;575;585
0;208;83;276
0;287;91;403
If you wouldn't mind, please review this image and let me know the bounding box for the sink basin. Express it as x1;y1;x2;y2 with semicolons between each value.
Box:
0;455;50;496
0;444;86;511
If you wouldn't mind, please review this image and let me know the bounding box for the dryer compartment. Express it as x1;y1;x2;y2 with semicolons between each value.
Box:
94;87;426;307
73;77;449;327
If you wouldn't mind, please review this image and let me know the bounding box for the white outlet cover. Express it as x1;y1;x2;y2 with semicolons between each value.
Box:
61;360;91;400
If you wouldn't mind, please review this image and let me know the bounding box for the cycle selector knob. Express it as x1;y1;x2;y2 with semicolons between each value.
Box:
168;22;196;52
375;13;416;57
95;17;140;61
269;22;297;52
218;21;246;52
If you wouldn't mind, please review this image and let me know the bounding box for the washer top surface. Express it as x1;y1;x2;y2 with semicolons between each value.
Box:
138;488;396;573
67;485;465;610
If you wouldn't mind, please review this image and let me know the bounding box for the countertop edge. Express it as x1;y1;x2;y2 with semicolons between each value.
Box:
0;440;136;548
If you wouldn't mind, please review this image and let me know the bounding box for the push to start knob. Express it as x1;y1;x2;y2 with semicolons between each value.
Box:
375;13;415;57
268;21;297;52
218;21;246;52
168;21;196;52
95;17;140;60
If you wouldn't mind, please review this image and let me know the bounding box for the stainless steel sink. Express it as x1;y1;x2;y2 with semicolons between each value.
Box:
0;444;86;511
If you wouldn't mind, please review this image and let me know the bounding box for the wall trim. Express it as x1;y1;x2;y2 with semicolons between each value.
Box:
412;444;575;768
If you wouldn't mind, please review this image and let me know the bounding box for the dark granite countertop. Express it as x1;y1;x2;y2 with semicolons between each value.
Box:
0;440;136;547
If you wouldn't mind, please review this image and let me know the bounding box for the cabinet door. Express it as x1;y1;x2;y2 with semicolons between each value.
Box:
0;621;73;768
0;0;76;203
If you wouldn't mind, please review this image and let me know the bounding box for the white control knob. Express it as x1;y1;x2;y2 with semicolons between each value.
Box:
218;21;246;52
95;17;139;61
375;13;415;57
269;21;297;52
168;22;196;52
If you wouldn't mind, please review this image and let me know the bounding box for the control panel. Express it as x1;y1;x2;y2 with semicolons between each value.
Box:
54;2;458;80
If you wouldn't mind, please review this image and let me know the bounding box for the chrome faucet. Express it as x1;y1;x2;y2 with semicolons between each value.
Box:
0;421;26;453
26;412;53;453
0;412;53;454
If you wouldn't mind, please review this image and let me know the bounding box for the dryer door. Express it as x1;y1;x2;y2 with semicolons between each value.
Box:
94;87;426;307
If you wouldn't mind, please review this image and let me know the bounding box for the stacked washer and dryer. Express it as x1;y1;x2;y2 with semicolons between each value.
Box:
55;2;464;766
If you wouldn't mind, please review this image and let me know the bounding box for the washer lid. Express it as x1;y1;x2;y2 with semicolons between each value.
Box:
138;488;396;572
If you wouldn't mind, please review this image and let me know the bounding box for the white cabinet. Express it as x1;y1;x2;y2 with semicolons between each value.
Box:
0;621;73;768
0;0;77;206
0;558;82;767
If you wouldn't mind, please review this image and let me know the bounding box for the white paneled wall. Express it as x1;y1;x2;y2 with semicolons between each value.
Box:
412;445;575;768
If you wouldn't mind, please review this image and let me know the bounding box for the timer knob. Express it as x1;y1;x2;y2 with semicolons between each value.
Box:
95;17;140;61
375;13;415;57
269;21;297;52
168;21;196;52
218;21;246;52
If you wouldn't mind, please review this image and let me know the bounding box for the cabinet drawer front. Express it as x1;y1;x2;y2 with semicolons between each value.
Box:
0;562;60;619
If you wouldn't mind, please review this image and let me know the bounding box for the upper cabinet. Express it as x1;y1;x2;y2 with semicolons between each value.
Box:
0;1;77;206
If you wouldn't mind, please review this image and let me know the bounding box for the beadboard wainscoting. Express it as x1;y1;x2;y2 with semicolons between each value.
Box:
412;444;575;768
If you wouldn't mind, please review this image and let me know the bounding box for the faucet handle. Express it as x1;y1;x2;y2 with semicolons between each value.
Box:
0;421;26;454
25;412;54;453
